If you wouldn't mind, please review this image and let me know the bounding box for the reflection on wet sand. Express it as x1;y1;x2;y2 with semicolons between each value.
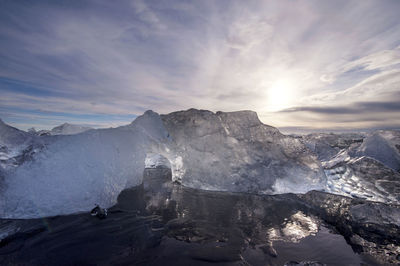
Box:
0;169;388;265
114;169;366;265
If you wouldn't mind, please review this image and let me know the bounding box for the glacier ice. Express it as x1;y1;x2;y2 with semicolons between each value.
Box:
353;130;400;171
300;132;364;161
0;119;41;171
28;123;93;136
0;110;328;218
0;111;171;218
324;156;400;204
160;109;326;194
49;123;93;135
301;130;400;172
145;153;171;169
302;130;400;204
2;109;399;219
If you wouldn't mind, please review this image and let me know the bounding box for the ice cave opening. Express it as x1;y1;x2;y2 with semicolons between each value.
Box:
144;153;173;182
145;153;172;170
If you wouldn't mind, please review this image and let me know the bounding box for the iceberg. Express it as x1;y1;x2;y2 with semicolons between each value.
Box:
1;109;327;218
2;108;399;219
49;123;93;135
0;111;170;218
0;119;40;170
353;130;400;171
324;156;400;204
300;133;364;161
160;109;326;194
306;130;400;204
29;123;93;136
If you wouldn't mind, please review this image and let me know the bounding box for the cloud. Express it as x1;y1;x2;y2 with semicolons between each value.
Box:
280;101;400;114
343;46;400;72
0;0;399;130
303;69;400;106
275;66;400;129
320;74;335;84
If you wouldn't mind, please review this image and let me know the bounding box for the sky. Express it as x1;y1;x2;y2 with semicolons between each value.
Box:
0;0;399;131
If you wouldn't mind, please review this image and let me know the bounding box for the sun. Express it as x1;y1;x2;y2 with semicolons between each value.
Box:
266;78;296;112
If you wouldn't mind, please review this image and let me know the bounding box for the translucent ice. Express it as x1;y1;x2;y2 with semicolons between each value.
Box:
161;109;326;194
0;119;39;170
353;130;400;171
0;111;170;218
0;109;328;218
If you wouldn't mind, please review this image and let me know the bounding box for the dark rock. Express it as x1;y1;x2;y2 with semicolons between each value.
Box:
90;205;108;219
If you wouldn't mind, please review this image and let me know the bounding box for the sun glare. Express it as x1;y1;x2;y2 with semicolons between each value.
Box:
266;78;296;112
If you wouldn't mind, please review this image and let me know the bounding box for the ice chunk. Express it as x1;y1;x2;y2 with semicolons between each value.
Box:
49;123;93;135
0;111;171;218
353;131;400;171
324;156;400;204
0;118;32;147
0;119;40;170
161;109;326;194
318;130;400;204
28;123;92;136
300;133;364;161
0;109;328;218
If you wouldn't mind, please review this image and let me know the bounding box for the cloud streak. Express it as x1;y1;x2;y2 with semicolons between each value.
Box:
281;101;400;114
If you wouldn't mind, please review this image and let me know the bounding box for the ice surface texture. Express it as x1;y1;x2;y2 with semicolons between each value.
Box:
161;109;326;194
302;130;400;204
0;110;326;218
2;110;400;219
354;131;400;171
0;119;40;170
0;111;170;218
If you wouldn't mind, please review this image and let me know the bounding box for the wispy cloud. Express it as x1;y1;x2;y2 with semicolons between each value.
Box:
0;0;399;130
